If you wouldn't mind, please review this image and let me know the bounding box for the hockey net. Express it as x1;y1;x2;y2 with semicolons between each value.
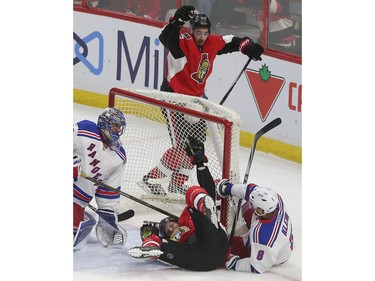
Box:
108;87;242;231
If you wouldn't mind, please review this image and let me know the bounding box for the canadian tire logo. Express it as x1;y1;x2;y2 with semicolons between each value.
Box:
244;64;285;121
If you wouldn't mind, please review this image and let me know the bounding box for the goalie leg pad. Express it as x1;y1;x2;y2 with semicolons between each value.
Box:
95;209;127;247
73;212;96;251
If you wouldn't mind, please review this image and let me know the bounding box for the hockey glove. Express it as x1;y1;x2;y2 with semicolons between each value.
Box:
185;136;208;167
215;178;231;198
226;254;240;270
142;234;161;248
73;155;81;181
95;209;127;247
170;5;195;26
140;223;160;241
239;37;264;61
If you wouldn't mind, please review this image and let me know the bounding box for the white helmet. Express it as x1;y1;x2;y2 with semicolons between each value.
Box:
250;186;278;216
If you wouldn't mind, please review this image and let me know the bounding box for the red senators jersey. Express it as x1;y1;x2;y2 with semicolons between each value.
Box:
159;21;245;97
166;33;227;97
175;206;196;242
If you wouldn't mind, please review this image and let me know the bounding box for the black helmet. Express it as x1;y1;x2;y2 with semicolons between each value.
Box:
159;217;178;238
190;14;211;31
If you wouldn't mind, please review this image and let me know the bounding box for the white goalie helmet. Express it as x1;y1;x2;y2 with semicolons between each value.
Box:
250;186;279;216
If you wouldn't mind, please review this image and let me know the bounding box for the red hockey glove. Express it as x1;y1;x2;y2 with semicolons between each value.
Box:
142;234;162;249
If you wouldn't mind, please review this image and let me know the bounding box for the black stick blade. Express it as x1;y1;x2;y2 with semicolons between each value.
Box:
118;209;135;222
254;117;282;142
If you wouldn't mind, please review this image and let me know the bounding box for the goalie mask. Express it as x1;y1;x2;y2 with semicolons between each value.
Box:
97;108;126;150
250;186;278;217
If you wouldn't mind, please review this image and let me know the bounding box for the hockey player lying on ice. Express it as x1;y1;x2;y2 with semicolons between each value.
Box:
130;137;294;273
128;136;229;271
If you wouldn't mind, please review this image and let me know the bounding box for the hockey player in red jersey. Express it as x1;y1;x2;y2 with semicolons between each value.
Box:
129;137;229;271
138;5;264;196
216;179;294;273
73;108;128;250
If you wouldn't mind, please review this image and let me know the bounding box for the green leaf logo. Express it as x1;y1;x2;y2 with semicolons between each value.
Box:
259;64;271;82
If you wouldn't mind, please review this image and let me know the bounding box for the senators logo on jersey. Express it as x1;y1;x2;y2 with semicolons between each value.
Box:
191;53;210;84
170;226;190;242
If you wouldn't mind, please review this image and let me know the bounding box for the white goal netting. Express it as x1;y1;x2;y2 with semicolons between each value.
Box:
109;87;242;231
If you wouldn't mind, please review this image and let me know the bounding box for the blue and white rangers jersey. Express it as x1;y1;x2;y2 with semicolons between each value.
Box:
232;183;293;273
73;120;127;211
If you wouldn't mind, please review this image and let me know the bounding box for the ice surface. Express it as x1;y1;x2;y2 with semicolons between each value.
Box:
73;103;302;281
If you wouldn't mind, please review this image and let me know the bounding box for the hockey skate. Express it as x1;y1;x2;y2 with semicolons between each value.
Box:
128;246;163;259
203;196;219;229
137;175;167;196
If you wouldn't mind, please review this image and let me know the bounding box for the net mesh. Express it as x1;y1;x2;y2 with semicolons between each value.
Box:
109;88;242;232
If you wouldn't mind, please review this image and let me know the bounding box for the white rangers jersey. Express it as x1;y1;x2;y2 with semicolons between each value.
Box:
73;120;127;210
233;184;294;273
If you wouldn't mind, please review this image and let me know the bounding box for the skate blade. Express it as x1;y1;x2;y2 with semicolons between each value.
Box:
128;247;163;258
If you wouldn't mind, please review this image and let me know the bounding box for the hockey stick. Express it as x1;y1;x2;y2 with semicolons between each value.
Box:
80;173;179;219
87;204;135;222
228;117;282;244
219;58;251;105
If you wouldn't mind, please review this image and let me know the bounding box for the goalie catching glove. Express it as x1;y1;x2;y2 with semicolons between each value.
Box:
95;209;127;247
185;136;208;167
170;5;195;27
239;37;264;61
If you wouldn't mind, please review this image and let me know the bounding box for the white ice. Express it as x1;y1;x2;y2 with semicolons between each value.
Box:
73;103;302;281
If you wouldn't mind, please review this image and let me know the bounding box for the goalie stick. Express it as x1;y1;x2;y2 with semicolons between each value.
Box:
219;58;252;105
87;204;135;222
80;173;179;219
228;117;282;244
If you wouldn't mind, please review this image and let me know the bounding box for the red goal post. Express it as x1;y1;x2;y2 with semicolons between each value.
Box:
108;87;242;229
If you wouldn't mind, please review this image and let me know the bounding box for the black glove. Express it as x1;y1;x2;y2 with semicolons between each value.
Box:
239;37;264;61
173;5;195;24
185;136;208;166
140;223;160;241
